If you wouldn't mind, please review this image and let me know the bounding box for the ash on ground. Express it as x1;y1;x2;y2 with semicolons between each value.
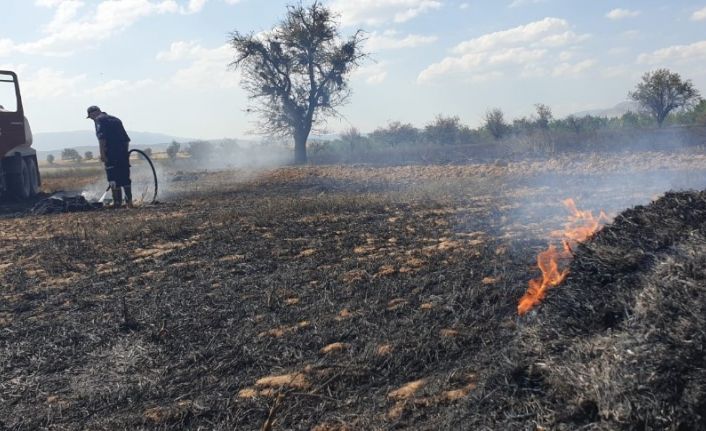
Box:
30;192;103;215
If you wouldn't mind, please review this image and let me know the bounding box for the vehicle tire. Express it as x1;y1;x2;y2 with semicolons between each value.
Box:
26;157;40;196
7;158;31;199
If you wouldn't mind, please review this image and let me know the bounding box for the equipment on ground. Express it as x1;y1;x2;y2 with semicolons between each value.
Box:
0;70;40;199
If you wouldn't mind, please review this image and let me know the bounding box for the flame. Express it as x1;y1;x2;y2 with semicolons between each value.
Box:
517;199;609;316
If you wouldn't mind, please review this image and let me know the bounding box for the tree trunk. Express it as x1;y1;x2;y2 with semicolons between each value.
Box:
294;129;308;164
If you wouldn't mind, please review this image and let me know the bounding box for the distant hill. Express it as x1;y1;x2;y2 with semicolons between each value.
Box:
32;130;191;152
573;101;640;118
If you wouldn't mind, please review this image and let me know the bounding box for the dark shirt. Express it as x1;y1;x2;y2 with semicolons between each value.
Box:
95;113;130;162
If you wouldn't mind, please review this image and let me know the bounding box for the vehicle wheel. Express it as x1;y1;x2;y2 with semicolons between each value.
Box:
7;158;31;199
26;157;40;196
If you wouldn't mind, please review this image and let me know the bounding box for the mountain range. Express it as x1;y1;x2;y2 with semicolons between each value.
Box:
32;130;190;153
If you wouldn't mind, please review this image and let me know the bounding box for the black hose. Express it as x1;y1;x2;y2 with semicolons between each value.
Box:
128;148;158;204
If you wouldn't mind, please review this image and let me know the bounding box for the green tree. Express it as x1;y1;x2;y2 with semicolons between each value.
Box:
674;99;706;126
84;151;93;160
143;148;153;157
424;115;463;145
629;69;701;127
61;148;82;162
534;103;553;130
229;2;366;164
484;108;508;139
340;127;368;153
46;154;55;165
369;121;419;146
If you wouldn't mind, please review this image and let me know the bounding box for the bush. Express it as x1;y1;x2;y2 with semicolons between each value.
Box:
423;115;464;145
166;141;180;161
186;141;215;160
84;151;93;160
369;122;419;147
534;103;553;130
340;127;369;153
47;154;55;165
484;108;508;139
61;148;82;162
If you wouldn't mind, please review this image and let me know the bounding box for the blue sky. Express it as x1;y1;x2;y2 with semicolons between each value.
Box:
1;0;705;140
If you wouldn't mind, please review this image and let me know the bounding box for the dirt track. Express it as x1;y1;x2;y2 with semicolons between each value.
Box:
2;153;706;430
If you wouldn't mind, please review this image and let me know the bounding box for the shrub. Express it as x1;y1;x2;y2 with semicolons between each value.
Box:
166;141;180;161
423;115;463;145
369;122;419;147
61;148;82;162
484;108;508;139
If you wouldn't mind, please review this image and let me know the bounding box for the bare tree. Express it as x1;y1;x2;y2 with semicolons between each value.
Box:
629;69;701;127
229;2;366;164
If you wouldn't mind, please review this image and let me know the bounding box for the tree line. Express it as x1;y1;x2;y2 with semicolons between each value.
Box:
227;3;703;163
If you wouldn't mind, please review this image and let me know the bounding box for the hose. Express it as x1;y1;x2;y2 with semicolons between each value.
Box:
128;148;158;204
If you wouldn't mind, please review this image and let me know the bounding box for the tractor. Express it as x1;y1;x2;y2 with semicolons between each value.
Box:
0;70;40;199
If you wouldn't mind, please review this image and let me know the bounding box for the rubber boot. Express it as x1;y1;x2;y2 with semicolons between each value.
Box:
111;187;123;209
123;185;133;208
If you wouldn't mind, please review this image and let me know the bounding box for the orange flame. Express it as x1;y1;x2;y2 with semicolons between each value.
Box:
517;199;609;316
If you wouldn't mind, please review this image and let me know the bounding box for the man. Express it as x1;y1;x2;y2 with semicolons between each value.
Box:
86;105;132;208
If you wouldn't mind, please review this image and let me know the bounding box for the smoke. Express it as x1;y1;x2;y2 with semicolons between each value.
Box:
153;138;291;200
500;150;706;242
79;138;292;204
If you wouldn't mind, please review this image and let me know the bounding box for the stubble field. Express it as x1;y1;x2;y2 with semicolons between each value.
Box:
2;151;706;430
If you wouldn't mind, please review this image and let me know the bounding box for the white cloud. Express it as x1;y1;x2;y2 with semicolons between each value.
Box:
0;39;14;57
366;30;437;51
552;59;595;77
459;3;469;10
157;41;240;89
637;40;706;65
606;8;640;20
691;6;706;21
451;18;587;55
352;62;389;84
35;0;66;7
509;0;547;8
88;79;155;97
418;17;592;84
185;0;207;13
600;65;629;78
156;40;203;61
43;0;85;33
330;0;442;27
8;0;215;57
20;68;87;99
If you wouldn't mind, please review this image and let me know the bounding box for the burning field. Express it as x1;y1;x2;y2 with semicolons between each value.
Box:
2;152;706;430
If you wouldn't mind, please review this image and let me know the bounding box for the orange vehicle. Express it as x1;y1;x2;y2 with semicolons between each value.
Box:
0;70;40;199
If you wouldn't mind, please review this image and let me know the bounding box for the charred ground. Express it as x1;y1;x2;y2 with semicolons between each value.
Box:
1;152;706;430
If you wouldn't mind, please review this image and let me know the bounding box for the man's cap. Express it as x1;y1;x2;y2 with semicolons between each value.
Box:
86;105;101;118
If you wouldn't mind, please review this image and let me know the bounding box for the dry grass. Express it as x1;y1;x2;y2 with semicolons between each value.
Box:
1;152;706;429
